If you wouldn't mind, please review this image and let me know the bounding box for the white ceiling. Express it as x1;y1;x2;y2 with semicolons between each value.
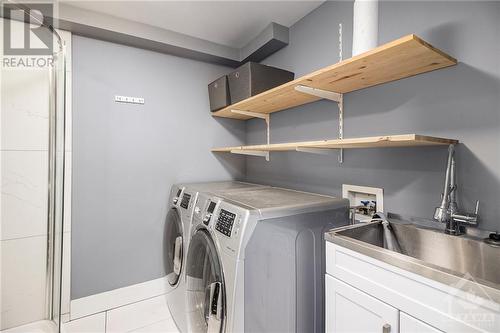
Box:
65;1;324;48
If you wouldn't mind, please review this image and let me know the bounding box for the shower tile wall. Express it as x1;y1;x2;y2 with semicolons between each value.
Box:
0;21;72;330
1;65;50;329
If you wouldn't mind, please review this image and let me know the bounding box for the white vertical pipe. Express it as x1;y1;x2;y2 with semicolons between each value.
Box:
352;0;379;56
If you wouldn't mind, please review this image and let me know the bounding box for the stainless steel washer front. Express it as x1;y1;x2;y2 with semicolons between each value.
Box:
185;228;226;333
164;206;184;286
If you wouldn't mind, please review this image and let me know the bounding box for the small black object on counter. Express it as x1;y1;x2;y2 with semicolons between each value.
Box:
484;232;500;247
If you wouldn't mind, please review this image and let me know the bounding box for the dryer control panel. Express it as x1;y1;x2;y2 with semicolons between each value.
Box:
215;209;236;237
180;192;191;209
179;189;199;222
172;187;183;205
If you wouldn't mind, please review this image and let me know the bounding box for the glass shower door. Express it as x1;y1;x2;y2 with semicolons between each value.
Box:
0;13;66;332
48;41;67;332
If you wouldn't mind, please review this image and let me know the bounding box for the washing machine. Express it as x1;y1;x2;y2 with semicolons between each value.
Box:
164;181;267;332
184;187;349;333
164;184;200;333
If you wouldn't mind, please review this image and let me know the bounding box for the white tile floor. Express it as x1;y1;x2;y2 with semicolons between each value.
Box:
62;314;105;333
62;296;179;333
106;296;173;333
0;298;180;333
2;321;57;333
129;318;179;333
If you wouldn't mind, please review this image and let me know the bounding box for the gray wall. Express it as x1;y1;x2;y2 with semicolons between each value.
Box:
72;1;500;299
72;36;245;299
245;1;500;231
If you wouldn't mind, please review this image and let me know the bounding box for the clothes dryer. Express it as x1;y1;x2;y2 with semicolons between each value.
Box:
185;187;349;333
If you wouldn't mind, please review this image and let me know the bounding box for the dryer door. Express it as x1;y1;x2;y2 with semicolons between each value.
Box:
186;229;225;333
165;207;183;286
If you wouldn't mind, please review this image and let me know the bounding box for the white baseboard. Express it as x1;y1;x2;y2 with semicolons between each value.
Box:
70;277;169;320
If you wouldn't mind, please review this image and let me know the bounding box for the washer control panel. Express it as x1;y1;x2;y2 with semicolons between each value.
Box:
212;201;250;258
215;209;236;237
203;200;217;225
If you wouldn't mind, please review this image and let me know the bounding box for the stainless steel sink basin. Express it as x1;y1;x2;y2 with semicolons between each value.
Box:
326;220;500;303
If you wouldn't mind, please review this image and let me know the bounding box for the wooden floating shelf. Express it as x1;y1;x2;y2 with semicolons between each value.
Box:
212;135;458;153
212;34;457;120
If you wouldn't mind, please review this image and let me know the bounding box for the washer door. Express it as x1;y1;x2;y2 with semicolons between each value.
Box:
186;229;225;333
165;207;183;286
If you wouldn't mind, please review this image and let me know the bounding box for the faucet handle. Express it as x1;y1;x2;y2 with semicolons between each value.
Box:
451;200;479;226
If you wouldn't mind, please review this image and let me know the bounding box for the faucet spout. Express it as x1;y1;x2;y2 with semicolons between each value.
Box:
434;144;455;224
434;144;479;235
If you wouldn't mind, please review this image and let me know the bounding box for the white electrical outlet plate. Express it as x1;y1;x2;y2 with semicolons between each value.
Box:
115;95;145;105
342;184;384;222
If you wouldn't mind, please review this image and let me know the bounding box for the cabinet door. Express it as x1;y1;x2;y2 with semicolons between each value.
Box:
326;275;399;333
400;312;443;333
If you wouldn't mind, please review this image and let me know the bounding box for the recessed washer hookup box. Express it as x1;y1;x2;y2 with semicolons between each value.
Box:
227;62;294;104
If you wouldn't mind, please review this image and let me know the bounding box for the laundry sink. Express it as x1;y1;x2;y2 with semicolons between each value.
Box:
326;220;500;303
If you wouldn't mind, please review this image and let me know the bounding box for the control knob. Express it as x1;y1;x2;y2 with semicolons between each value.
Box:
203;213;213;225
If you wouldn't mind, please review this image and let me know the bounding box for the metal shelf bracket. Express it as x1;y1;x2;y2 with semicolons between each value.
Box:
231;109;269;121
294;85;342;102
231;109;271;161
296;147;338;155
292;87;344;163
230;149;270;161
338;94;344;163
292;24;345;163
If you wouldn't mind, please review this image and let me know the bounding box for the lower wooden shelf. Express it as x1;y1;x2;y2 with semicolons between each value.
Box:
212;134;458;153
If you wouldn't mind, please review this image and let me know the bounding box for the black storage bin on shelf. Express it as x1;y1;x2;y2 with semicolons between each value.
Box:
208;75;230;112
228;62;294;104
